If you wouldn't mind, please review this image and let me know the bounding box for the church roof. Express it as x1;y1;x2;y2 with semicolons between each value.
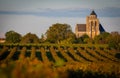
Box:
90;10;97;16
76;24;86;31
99;24;105;33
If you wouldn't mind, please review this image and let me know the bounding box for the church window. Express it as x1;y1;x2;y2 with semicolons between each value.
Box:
95;21;96;26
91;21;93;26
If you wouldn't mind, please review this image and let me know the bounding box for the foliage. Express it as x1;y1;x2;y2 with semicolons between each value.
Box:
5;30;22;43
115;53;120;59
39;34;46;43
20;32;39;44
107;32;120;50
76;34;91;44
0;60;120;78
60;37;76;44
93;32;120;50
0;44;120;78
45;23;75;43
94;32;110;44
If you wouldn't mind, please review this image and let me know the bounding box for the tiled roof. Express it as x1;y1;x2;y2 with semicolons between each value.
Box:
76;24;86;31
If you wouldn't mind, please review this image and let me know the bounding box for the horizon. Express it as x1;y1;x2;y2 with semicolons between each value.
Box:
0;0;120;38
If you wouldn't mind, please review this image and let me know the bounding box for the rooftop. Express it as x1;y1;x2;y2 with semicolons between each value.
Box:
90;10;97;16
76;24;86;31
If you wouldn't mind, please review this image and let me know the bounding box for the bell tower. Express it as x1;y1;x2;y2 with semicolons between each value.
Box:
86;10;100;38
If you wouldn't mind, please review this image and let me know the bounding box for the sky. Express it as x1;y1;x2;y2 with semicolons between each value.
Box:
0;0;120;38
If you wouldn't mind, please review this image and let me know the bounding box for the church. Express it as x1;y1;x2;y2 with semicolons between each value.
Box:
75;10;105;38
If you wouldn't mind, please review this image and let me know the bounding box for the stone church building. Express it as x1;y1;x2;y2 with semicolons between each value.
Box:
75;10;105;38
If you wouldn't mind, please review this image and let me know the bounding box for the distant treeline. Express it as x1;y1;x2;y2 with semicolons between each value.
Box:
2;23;120;50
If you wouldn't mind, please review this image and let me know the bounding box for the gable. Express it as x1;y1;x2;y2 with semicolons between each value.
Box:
76;24;86;31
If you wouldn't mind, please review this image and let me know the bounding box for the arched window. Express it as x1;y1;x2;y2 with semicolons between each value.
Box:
95;21;96;26
91;21;93;26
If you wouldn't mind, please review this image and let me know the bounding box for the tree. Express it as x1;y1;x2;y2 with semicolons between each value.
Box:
107;32;120;50
46;23;75;43
94;32;110;44
21;32;39;43
39;34;46;43
76;34;90;44
5;30;21;43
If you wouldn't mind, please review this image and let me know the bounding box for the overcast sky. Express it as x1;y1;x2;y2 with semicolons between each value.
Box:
0;0;120;38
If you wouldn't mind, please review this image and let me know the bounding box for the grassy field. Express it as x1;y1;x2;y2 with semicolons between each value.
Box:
0;44;120;78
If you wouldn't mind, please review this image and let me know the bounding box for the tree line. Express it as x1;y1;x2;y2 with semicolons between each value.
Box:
4;23;120;50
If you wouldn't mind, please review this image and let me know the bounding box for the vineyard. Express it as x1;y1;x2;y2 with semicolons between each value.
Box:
0;44;120;78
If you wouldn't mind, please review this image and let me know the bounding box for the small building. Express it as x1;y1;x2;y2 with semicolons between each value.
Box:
75;10;105;38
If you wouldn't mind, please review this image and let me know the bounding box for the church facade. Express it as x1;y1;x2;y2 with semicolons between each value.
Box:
75;10;105;38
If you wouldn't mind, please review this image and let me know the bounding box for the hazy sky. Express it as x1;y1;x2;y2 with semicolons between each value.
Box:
0;0;120;38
